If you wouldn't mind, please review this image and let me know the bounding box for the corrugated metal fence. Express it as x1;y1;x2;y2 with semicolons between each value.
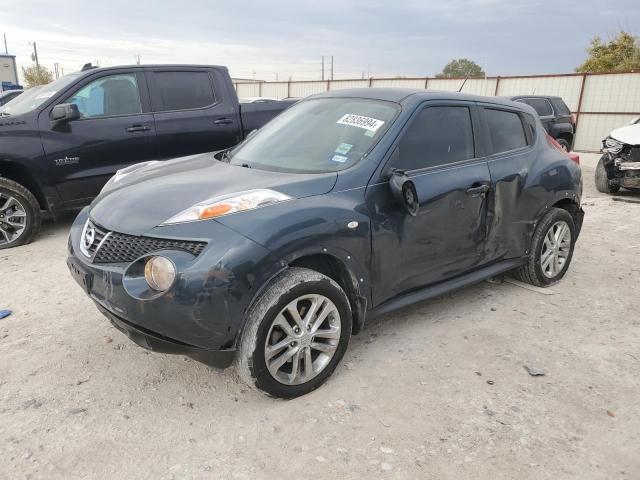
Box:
235;72;640;152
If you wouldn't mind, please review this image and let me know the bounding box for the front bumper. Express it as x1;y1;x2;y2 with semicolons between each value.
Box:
67;207;281;368
98;303;235;369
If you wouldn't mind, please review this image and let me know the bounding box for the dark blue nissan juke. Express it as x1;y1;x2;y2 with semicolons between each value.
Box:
68;89;584;398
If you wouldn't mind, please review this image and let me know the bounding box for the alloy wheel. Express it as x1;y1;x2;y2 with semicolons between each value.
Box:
264;294;342;385
540;220;571;278
0;193;28;246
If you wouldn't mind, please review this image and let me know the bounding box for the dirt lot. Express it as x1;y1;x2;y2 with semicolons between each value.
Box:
1;153;639;479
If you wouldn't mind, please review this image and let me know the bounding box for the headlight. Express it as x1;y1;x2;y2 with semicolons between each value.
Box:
161;189;291;225
603;137;624;154
144;256;176;291
101;161;160;194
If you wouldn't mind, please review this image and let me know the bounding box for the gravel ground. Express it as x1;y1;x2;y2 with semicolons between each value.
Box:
1;153;639;479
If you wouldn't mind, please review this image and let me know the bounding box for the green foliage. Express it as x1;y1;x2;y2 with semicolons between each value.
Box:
436;58;485;78
21;65;54;88
576;31;640;73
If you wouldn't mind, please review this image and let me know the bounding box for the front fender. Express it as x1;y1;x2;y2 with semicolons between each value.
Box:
216;189;372;304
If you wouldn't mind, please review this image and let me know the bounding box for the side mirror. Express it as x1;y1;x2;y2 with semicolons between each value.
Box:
51;103;80;123
389;170;419;216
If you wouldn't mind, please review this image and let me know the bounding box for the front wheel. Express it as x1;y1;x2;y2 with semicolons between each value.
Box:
515;208;576;287
0;178;41;249
237;267;352;398
595;156;620;194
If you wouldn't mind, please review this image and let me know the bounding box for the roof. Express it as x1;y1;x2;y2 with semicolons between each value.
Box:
503;94;564;100
74;64;228;76
313;88;528;109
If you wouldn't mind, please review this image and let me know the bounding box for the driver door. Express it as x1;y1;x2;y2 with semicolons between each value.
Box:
367;102;492;306
39;70;155;207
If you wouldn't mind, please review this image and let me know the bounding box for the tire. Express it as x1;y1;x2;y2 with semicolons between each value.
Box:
595;156;620;194
556;138;570;152
237;267;352;398
515;208;576;287
0;177;41;249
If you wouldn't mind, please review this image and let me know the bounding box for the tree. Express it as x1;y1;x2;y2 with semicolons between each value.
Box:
576;31;640;73
21;65;54;88
436;58;485;78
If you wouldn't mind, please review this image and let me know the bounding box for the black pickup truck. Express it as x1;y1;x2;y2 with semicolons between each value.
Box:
0;64;294;248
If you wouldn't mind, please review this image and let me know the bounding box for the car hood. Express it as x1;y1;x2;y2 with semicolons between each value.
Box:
90;153;337;235
610;124;640;146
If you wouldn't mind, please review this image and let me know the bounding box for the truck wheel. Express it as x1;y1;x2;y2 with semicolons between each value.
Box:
0;178;41;249
515;208;576;287
556;138;570;152
595;156;620;194
237;267;352;398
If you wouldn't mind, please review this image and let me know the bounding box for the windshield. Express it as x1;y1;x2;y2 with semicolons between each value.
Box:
0;73;81;116
229;98;399;173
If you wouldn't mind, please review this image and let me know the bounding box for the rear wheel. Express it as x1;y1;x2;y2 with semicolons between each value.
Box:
595;156;620;194
0;178;41;249
515;208;576;287
556;138;570;152
237;267;352;398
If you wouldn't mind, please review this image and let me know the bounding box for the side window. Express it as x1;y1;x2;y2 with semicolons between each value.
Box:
523;98;553;117
151;71;216;111
523;113;537;142
484;108;528;154
396;106;475;171
551;98;571;116
66;74;141;118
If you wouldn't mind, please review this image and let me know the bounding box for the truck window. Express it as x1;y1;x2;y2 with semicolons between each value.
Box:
522;98;553;117
395;106;475;171
66;74;142;118
484;108;528;154
151;71;216;111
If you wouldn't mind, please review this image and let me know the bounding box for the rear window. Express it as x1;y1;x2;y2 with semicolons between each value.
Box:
484;108;528;154
522;98;553;117
151;71;216;111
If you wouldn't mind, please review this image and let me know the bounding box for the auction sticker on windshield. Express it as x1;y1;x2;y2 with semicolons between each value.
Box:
337;114;385;132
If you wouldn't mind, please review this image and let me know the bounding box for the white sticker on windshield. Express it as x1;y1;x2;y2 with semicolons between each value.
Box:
35;92;56;99
337;114;385;132
331;154;348;163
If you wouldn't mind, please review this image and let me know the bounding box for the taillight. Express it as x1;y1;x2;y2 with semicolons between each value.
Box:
547;134;580;164
571;114;576;125
568;152;580;164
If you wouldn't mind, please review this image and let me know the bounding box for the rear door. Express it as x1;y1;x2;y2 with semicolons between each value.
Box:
146;68;241;158
368;102;492;305
40;69;155;206
480;106;538;261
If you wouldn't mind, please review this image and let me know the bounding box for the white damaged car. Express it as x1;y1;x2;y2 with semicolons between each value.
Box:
597;118;640;193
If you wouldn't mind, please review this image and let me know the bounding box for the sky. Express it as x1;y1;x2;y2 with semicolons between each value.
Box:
1;0;639;82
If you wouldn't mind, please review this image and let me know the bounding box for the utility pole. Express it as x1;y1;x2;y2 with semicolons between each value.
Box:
330;56;334;80
321;56;324;81
135;54;141;65
30;42;40;74
3;33;7;54
54;62;60;79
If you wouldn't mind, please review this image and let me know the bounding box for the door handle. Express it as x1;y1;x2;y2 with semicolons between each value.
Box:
213;118;233;125
466;183;490;196
126;125;151;133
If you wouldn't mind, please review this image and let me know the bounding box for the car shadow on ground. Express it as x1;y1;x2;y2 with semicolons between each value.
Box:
40;211;78;238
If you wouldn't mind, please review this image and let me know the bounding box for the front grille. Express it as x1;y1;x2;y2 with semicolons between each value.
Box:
93;231;207;264
629;147;640;162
